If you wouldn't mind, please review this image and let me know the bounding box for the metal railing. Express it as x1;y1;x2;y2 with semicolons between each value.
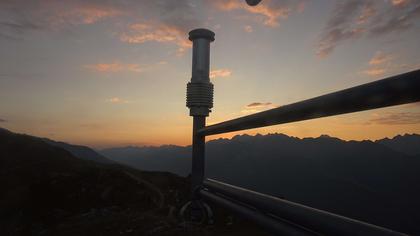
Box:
185;28;419;235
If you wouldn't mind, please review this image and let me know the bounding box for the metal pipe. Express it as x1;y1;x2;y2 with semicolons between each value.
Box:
204;179;408;236
200;189;316;236
191;116;205;196
198;69;420;136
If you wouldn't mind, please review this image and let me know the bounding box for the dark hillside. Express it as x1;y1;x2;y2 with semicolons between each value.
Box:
0;128;268;236
43;138;114;164
0;128;160;235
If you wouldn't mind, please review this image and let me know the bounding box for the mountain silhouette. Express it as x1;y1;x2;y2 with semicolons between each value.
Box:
376;133;420;156
101;133;420;235
101;145;191;176
42;138;114;164
0;128;270;236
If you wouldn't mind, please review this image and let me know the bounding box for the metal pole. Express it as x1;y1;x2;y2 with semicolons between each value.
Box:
186;28;215;196
191;116;205;195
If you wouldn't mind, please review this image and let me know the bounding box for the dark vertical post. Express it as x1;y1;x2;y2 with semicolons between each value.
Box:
191;116;206;194
186;28;215;197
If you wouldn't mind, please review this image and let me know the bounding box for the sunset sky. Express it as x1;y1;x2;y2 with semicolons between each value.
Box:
0;0;419;148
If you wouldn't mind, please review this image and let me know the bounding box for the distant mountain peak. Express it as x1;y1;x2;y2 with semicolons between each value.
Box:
376;133;420;156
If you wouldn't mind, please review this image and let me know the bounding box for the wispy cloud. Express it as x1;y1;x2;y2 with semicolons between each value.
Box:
369;112;420;125
361;51;420;78
107;97;129;104
369;51;393;65
241;102;278;114
317;0;420;57
392;0;409;7
120;23;191;55
247;102;273;107
369;3;420;36
0;20;42;40
212;0;302;27
317;0;370;57
0;0;200;55
362;51;393;77
363;68;386;77
357;3;376;25
0;1;121;39
48;4;121;27
84;62;143;73
210;69;232;79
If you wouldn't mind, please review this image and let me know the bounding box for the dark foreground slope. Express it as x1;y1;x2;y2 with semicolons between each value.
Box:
102;133;420;235
0;128;268;236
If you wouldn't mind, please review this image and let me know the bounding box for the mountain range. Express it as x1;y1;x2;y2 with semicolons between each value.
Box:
101;133;420;235
1;126;418;235
0;128;266;236
42;138;114;164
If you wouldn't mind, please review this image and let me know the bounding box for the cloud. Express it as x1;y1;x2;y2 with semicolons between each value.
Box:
107;97;129;104
247;102;273;107
242;102;278;114
212;0;300;27
357;3;376;24
363;68;386;77
369;3;420;36
120;23;191;55
46;3;121;27
0;20;42;40
243;25;253;32
317;0;369;57
210;69;232;79
104;1;199;55
317;28;364;58
317;0;420;57
0;1;121;39
0;118;7;122
392;0;410;7
0;1;200;55
360;51;419;78
369;112;420;125
400;63;420;71
362;51;394;77
362;52;420;78
84;62;143;73
369;51;392;65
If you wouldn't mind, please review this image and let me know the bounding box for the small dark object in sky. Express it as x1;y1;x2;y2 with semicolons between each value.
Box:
246;0;262;6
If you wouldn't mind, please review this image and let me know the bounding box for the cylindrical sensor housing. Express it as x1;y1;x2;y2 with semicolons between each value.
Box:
186;28;215;117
